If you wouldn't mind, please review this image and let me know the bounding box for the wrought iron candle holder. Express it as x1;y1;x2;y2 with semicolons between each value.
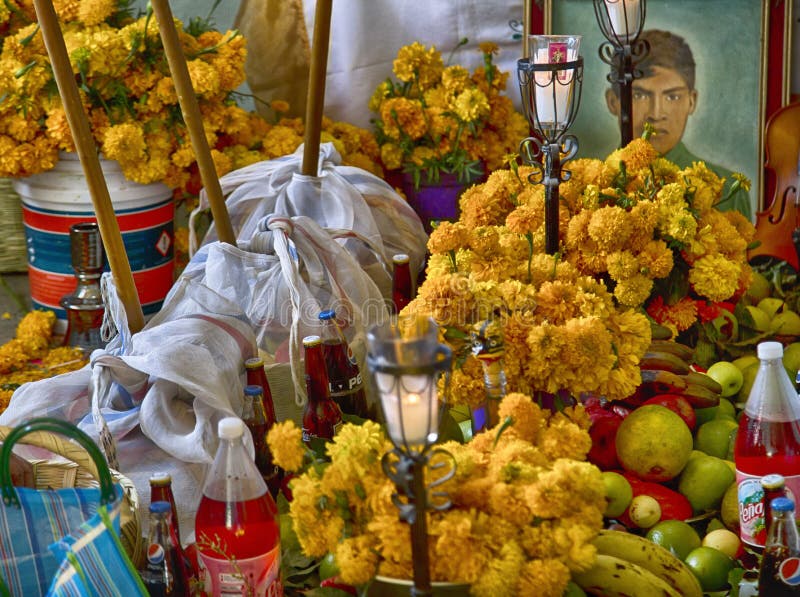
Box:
366;317;455;597
593;0;648;147
517;35;584;254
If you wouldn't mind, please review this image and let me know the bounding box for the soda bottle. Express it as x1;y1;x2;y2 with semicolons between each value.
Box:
140;501;191;596
763;474;789;541
245;357;277;427
242;384;282;496
317;311;369;419
194;417;282;596
734;341;800;549
302;335;343;444
391;253;413;314
150;472;182;545
758;497;800;596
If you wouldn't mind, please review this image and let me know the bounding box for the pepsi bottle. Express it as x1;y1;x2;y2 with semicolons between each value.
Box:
140;501;190;596
759;497;800;596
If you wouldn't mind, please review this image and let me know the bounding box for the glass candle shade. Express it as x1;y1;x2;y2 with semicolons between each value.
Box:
527;35;582;135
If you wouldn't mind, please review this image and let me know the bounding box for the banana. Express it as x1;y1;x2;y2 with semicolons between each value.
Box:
639;369;688;393
684;371;723;394
591;530;703;597
640;351;691;375
648;340;695;363
650;321;674;340
572;553;681;597
679;382;721;408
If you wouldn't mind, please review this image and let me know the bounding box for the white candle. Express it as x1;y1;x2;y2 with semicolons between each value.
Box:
604;0;641;41
533;47;572;129
378;373;438;446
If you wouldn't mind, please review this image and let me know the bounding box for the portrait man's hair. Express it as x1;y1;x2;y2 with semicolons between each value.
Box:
637;30;696;91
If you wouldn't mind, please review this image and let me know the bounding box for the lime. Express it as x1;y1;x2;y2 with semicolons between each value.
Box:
678;456;736;513
684;546;736;592
646;520;702;560
694;418;738;460
602;471;633;518
319;552;339;581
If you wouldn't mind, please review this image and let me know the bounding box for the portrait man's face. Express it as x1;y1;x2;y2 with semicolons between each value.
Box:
606;65;698;155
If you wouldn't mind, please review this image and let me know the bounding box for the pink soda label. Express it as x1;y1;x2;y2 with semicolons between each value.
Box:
736;471;800;547
198;543;281;596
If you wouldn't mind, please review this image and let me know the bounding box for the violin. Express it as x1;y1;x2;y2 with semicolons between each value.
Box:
749;102;800;270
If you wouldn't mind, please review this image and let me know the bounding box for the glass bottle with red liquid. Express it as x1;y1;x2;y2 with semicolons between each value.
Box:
317;312;369;419
194;417;282;596
758;497;800;596
141;501;191;596
734;341;800;550
302;335;343;444
391;253;413;314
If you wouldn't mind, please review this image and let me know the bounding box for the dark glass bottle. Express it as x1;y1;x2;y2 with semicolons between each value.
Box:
318;310;369;418
302;335;343;444
758;497;800;596
149;473;181;545
242;384;282;497
391;253;413;314
762;473;788;544
245;356;277;426
140;501;191;596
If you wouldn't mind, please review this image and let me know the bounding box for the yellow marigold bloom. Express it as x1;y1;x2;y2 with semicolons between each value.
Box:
689;253;741;302
614;274;653;307
335;536;378;586
441;65;470;94
470;541;526;596
506;203;543;235
605;137;658;173
637;239;674;279
452;88;490;123
392;41;443;90
428;221;470;254
266;421;305;472
187;60;221;96
380;96;427;140
606;250;639;281
587;205;633;252
270;99;290;113
516;559;571;597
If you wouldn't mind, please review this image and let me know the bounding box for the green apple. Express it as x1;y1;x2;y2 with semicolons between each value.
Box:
758;297;786;320
732;354;759;372
770;310;800;336
601;471;633;518
744;305;771;332
706;361;744;398
783;342;800;379
678;456;736;513
694;418;739;460
745;271;772;304
736;362;759;406
714;398;737;421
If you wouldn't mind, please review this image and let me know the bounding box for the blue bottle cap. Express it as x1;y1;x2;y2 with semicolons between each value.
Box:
149;501;171;514
319;309;335;320
771;497;796;512
244;384;262;397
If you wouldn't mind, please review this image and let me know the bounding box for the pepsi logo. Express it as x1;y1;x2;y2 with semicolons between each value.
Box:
147;543;165;565
779;557;800;585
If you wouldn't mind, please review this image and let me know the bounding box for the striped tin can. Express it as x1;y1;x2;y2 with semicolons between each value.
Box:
13;153;175;330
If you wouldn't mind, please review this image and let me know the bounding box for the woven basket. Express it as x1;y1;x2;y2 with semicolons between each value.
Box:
0;179;27;273
0;425;144;569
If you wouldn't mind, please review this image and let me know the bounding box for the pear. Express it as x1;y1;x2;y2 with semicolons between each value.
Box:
757;297;785;320
770;310;800;336
743;305;771;332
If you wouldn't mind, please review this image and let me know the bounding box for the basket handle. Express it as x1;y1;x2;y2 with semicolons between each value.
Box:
0;417;117;508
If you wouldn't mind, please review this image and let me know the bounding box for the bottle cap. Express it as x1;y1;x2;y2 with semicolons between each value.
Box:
770;497;796;512
218;417;245;440
149;501;171;514
244;384;263;397
758;341;784;360
245;356;265;369
303;335;322;347
149;472;172;486
319;310;336;321
393;253;410;264
761;473;786;490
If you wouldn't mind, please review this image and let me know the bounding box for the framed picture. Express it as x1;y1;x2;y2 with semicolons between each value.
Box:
542;0;791;218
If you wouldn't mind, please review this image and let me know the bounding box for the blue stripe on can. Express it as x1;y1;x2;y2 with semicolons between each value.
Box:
33;299;164;319
25;224;173;275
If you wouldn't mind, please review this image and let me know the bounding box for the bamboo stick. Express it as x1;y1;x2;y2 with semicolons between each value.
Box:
150;0;236;246
523;0;531;58
31;0;144;333
301;0;333;176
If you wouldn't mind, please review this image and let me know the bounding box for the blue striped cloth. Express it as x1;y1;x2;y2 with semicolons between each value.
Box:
0;484;140;597
46;505;147;597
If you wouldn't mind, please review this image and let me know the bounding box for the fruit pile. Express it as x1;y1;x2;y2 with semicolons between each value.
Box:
584;333;747;594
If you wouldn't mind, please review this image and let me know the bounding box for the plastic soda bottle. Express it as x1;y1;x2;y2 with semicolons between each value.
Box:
302;335;343;444
140;501;191;596
194;417;282;596
734;341;800;549
391;253;413;314
318;310;369;418
758;497;800;595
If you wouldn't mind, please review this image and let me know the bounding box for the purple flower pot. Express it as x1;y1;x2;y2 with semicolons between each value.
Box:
400;169;485;233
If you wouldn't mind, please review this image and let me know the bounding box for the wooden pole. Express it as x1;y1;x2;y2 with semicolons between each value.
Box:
32;0;144;333
301;0;333;176
150;0;236;246
523;0;531;58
